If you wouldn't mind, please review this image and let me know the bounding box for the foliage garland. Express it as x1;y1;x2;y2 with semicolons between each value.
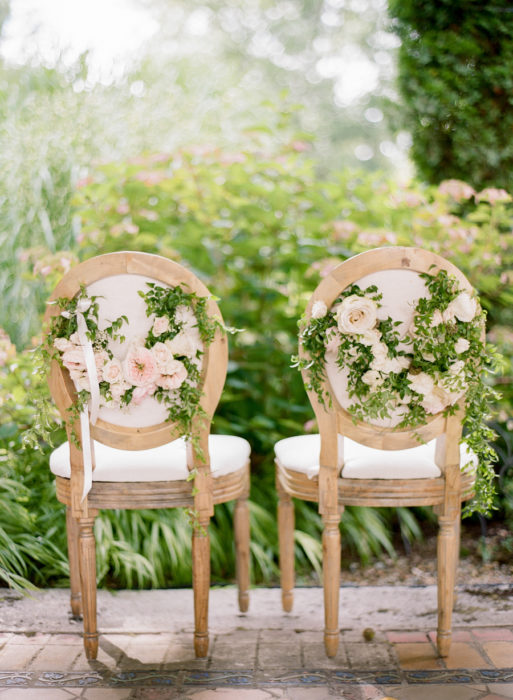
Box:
296;269;501;515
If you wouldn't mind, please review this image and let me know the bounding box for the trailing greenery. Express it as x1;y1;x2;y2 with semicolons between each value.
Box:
298;271;501;515
388;0;513;189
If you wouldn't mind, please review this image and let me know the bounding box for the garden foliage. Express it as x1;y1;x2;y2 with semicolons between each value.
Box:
1;140;512;590
388;0;513;190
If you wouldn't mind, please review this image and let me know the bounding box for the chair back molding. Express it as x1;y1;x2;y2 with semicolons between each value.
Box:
45;251;228;451
301;246;474;452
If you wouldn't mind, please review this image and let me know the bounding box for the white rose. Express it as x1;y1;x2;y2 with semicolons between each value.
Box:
324;327;340;355
371;342;388;359
152;316;170;336
110;381;130;402
337;295;378;334
371;354;410;374
407;371;435;396
175;305;197;329
152;341;174;372
311;300;328;319
69;332;81;346
76;298;92;313
455;338;470;354
358;328;381;346
102;358;123;384
421;387;449;415
430;310;444;327
446;292;478;323
361;369;383;388
449;360;465;376
423;352;435;362
442;307;456;323
54;337;73;352
166;332;202;359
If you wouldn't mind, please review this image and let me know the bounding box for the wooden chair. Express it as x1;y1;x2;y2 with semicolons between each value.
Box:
45;251;251;660
274;247;477;658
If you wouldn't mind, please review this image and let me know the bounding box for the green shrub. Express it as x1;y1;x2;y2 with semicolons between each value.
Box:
388;0;513;190
4;140;513;590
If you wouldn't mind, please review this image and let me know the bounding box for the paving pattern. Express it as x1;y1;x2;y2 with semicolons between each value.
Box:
0;585;511;699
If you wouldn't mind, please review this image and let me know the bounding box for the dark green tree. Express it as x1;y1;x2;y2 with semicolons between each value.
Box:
389;0;513;189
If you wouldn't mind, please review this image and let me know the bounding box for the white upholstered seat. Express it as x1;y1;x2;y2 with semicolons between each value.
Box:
50;434;251;482
274;433;477;480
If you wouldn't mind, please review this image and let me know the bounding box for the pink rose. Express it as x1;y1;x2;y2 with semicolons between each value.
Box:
110;381;130;402
124;346;158;387
62;348;86;372
155;360;188;390
132;383;157;405
94;350;109;380
152;316;170;336
103;358;123;384
438;180;475;201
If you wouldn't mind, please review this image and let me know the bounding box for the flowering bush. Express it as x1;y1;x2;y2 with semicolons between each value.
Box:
298;269;501;514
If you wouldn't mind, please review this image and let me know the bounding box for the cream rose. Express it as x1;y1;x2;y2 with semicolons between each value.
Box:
358;328;381;346
455;338;470;354
361;369;383;388
152;342;174;372
102;358;123;384
324;327;340;355
156;359;188;390
110;380;130;402
54;337;73;352
311;300;328;319
175;305;197;329
446;292;478;323
337;295;377;335
62;347;86;372
421;387;449;415
407;371;435;396
166;332;202;359
152;316;170;336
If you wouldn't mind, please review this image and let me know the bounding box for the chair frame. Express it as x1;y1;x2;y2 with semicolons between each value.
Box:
276;246;476;658
45;251;250;660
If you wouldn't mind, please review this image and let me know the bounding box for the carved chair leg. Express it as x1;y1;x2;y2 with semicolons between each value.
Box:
277;479;295;613
437;509;461;657
234;497;250;613
322;513;341;658
192;517;211;658
78;516;98;660
66;507;82;618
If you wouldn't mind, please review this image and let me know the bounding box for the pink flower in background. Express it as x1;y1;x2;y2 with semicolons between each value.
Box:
438;180;475;201
332;220;358;240
476;188;512;204
124;346;158;387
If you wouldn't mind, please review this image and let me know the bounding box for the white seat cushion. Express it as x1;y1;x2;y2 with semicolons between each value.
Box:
50;434;250;482
274;434;477;480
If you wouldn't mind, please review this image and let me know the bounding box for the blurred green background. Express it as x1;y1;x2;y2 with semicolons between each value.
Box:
0;0;512;591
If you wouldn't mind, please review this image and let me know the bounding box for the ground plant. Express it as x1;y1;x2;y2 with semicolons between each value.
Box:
1;135;511;591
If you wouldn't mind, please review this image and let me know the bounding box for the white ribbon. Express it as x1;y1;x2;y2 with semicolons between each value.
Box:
73;306;101;502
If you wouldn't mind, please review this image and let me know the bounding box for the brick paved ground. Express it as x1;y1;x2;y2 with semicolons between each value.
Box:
0;585;512;699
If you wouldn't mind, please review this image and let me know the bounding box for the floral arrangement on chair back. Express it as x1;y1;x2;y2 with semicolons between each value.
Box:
296;248;501;515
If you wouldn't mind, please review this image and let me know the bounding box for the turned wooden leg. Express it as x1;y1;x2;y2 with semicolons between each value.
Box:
437;509;460;657
78;516;98;660
192;516;210;657
277;480;295;613
234;498;250;613
66;507;82;618
322;513;341;658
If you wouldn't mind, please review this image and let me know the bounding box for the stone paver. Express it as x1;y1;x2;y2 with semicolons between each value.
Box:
473;629;513;642
484;685;513;699
444;641;491;669
385;685;487;700
393;641;442;669
345;642;395;669
0;643;39;670
482;641;513;667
